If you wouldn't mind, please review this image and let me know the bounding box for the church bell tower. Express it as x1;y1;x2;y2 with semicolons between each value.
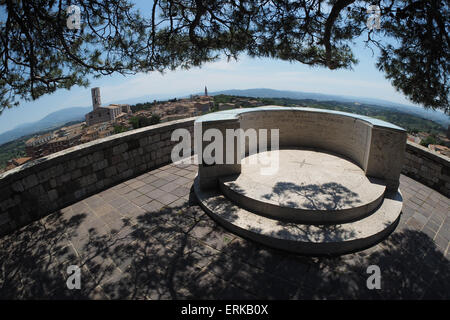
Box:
91;87;101;110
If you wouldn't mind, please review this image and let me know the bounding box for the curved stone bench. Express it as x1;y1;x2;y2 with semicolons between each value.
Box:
194;106;406;254
195;106;407;192
195;178;403;256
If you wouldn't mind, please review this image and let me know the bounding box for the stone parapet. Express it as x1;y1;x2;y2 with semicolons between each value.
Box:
0;117;196;236
1;107;448;237
402;141;450;197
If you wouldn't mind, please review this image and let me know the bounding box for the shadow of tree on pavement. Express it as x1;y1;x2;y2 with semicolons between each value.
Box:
0;191;448;299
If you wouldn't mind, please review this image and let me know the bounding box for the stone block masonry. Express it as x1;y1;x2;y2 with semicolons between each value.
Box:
402;141;450;197
0;109;448;236
0;117;196;236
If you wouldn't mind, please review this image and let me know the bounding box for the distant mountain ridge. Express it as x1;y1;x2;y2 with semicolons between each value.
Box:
0;92;190;145
0;107;91;145
0;88;448;146
210;88;450;127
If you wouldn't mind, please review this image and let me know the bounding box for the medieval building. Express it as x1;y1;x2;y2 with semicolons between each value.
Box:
85;87;132;126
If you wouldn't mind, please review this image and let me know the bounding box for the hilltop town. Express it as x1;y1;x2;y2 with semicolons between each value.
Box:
0;90;449;173
0;87;215;173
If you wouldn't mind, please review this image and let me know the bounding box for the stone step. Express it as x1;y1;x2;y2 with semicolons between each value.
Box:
220;175;385;224
195;178;402;256
219;149;387;224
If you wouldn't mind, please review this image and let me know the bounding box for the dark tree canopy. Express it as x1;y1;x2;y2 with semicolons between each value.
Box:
0;0;448;114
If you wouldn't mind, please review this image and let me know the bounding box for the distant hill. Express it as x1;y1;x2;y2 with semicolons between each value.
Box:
0;87;448;145
0;106;90;145
212;88;346;101
0;92;188;145
210;88;450;127
212;95;445;134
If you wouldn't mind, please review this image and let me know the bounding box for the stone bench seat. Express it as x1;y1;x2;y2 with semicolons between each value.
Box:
194;106;407;255
196;106;406;192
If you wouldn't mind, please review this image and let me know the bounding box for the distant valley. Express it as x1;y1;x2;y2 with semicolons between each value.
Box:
0;88;448;146
210;88;450;127
0;106;91;145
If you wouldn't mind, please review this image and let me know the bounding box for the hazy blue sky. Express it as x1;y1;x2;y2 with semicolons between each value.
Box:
0;1;427;134
0;41;422;134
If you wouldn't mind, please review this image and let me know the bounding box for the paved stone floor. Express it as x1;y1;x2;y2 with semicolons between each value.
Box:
0;162;448;299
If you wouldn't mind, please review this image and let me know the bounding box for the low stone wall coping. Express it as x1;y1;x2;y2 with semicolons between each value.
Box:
195;106;406;132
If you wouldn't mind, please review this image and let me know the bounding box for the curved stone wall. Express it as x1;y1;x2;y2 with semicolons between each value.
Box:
238;109;371;168
0;118;195;236
196;107;407;191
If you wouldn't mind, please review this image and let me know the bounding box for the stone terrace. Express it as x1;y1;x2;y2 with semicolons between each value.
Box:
0;161;448;299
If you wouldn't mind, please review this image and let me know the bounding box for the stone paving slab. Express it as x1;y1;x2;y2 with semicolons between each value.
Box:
0;162;448;299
